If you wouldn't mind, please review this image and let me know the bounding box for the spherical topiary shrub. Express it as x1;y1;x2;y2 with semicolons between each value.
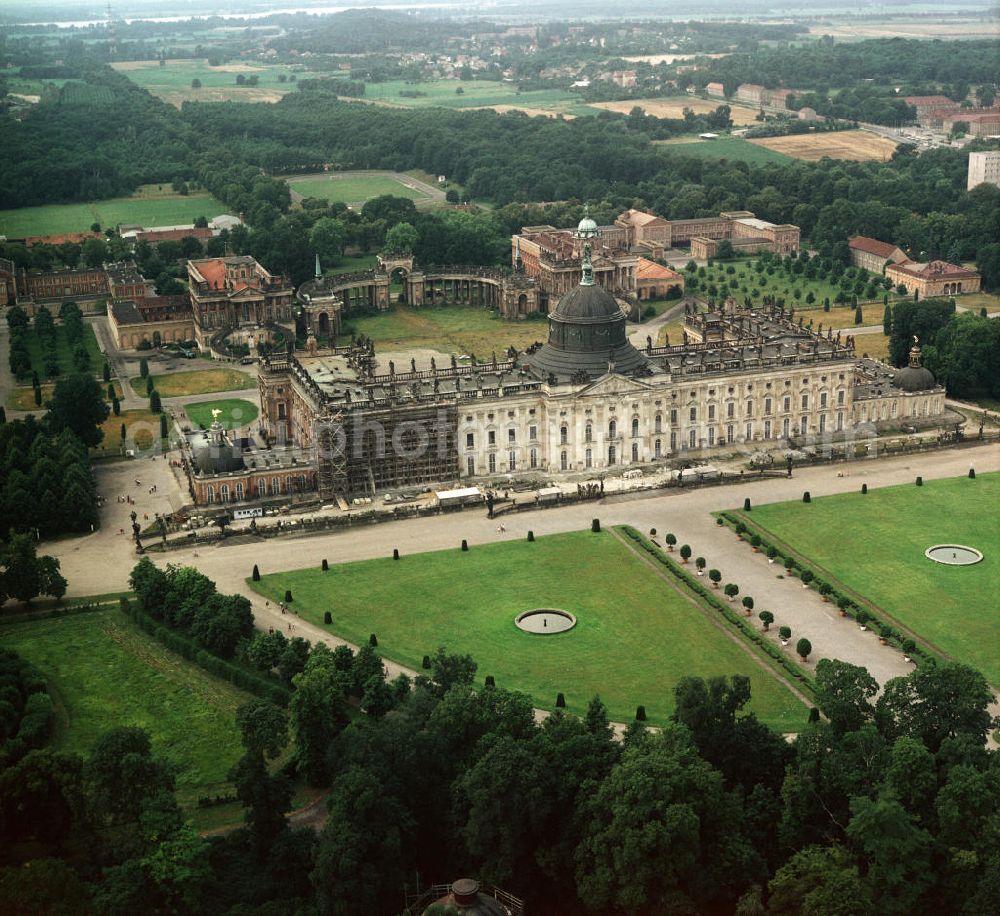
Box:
461;539;469;551
556;692;566;708
796;637;812;661
527;531;534;542
767;546;778;560
862;483;868;494
680;544;692;563
803;491;811;503
709;569;722;587
743;497;752;511
321;558;329;571
916;476;923;486
323;611;332;624
635;705;647;722
759;610;774;631
591;518;601;533
422;654;431;669
716;517;724;526
252;564;260;582
369;633;378;647
393;548;400;560
649;528;656;536
484;675;496;688
800;569;814;587
742;596;754;612
665;533;677;550
284;589;293;603
779;625;792;641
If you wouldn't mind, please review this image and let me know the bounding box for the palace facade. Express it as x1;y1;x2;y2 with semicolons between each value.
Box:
247;220;946;505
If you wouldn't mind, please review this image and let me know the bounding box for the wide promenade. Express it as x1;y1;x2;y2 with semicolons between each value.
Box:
49;444;999;696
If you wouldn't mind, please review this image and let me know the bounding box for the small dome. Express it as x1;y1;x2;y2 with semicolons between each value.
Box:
576;214;598;235
892;366;935;392
553;283;621;321
191;430;246;475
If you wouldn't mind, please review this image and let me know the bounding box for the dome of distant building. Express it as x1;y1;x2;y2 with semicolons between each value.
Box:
576;212;599;237
552;281;622;321
892;342;936;392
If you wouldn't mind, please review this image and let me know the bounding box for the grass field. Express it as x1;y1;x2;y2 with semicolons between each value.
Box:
590;97;761;125
289;173;427;205
97;408;163;455
659;137;793;165
112;58;322;107
843;332;890;361
324;254;378;276
360;79;587;116
252;531;809;730
749;130;898;162
18;323;104;382
8;379;122;411
342;304;546;358
0;610;249;803
184;398;259;431
130;367;255;399
955;291;1000;314
687;261;901;312
0;183;228;238
742;474;1000;686
796;303;886;329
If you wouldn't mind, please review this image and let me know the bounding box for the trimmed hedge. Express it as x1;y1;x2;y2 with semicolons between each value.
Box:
717;511;936;667
120;599;290;706
619;526;816;696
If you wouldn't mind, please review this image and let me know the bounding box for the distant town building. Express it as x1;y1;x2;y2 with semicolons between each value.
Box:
903;95;960;123
848;236;909;274
735;83;767;107
611;70;637;88
943;111;1000;137
635;258;684;300
967;150;1000;190
705;81;725;98
797;107;821;121
885;259;981;298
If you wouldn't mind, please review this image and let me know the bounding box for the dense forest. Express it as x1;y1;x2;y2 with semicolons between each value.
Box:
3;557;998;915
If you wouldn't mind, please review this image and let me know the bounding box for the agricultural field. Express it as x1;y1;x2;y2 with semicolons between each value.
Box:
184;398;259;431
0;609;250;805
360;79;586;116
0;183;228;238
590;97;761;125
111;58;323;107
658;137;793;165
748;130;898;162
342;304;546;360
740;474;1000;687
288;172;429;206
129;367;255;399
252;530;809;730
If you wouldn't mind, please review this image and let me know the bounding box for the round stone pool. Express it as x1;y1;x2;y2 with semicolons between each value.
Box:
514;608;577;634
925;544;983;566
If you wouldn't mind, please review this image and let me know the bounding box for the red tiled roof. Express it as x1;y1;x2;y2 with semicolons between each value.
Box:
889;259;980;280
138;227;213;243
849;236;900;258
24;231;103;246
903;95;956;107
191;257;226;287
637;258;682;281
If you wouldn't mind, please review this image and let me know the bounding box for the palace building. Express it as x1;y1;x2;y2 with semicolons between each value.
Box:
241;217;947;507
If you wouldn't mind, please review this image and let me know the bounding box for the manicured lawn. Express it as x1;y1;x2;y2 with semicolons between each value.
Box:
252;531;809;730
0;610;250;804
288;173;427;205
16;323;104;382
130;367;255;398
8;379;122;411
362;79;580;115
659;137;794;166
185;398;259;430
96;408;163;456
686;260;903;311
743;474;1000;686
795;303;886;329
846;332;891;362
342;304;546;358
324;253;378;276
0;184;228;237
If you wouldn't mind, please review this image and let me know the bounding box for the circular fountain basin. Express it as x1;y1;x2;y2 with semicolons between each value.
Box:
515;608;577;634
924;544;983;566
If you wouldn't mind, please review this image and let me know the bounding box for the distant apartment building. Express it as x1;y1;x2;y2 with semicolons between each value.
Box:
848;237;909;274
904;95;960;124
735;83;767;107
944;111;1000;137
967;150;1000;190
705;81;725;98
611;70;637;88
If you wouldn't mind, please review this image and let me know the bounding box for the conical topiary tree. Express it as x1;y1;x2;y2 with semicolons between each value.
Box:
556;692;566;708
284;589;293;603
252;564;260;582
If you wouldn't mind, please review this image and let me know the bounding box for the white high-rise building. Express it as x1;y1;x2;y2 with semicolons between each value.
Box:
967;150;1000;191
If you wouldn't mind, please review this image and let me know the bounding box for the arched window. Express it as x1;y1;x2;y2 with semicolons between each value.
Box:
272;477;281;495
585;448;592;468
654;439;661;458
220;484;230;503
560;425;568;444
631;417;639;438
530;449;537;469
608;445;616;465
631;442;638;462
585;422;592;443
508;450;516;471
654;414;662;434
206;485;214;504
257;479;266;497
608;419;617;439
235;482;244;500
560;451;568;470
